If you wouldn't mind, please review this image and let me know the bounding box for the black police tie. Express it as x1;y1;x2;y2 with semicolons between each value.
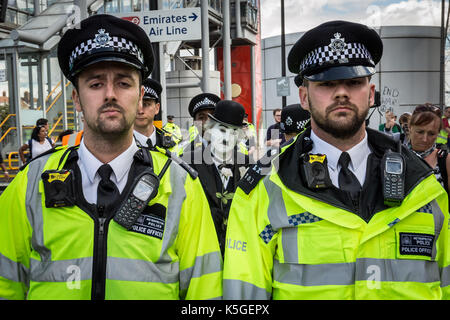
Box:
146;138;153;149
338;152;361;193
97;164;120;211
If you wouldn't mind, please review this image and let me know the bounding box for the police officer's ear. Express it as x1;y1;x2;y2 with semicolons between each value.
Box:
298;83;310;112
368;82;376;108
155;101;161;115
72;87;83;113
138;84;145;111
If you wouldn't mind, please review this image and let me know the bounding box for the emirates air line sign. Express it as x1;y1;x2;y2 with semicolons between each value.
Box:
115;8;201;42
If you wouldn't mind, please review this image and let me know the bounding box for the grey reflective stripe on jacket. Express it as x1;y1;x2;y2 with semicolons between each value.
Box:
223;279;271;300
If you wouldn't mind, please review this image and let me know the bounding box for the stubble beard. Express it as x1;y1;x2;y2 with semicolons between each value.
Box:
308;96;369;140
84;102;135;139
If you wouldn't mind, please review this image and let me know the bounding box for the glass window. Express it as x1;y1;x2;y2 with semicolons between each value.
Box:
104;0;119;13
121;0;131;12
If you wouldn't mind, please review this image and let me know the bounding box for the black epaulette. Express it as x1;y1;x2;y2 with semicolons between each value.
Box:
238;163;267;195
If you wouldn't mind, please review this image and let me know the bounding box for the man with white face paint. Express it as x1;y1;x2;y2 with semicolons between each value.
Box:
184;100;251;254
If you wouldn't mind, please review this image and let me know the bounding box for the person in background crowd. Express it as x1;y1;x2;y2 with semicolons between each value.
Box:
398;112;411;145
134;78;178;152
0;146;9;179
183;100;250;254
242;113;257;159
18;125;54;164
163;115;182;143
224;20;450;300
280;103;311;143
36;118;49;131
265;108;285;149
184;93;221;153
379;109;402;134
408;104;450;195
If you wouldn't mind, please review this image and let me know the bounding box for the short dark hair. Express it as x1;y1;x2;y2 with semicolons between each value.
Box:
273;109;282;116
36;118;48;126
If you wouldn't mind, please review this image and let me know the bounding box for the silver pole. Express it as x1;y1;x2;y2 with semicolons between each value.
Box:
201;0;210;92
223;0;232;99
61;72;68;130
12;48;23;156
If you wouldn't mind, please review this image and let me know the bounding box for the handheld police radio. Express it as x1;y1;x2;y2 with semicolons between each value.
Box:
381;144;406;206
113;169;160;230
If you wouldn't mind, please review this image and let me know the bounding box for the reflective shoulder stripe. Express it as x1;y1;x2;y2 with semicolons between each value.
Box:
157;161;187;262
430;199;445;260
26;152;58;263
263;178;288;230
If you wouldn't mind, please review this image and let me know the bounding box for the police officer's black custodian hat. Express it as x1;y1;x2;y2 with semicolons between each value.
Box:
288;20;383;83
58;14;154;83
280;104;310;134
188;93;221;118
143;78;162;102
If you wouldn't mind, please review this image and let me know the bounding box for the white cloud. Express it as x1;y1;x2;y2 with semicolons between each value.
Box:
261;0;444;39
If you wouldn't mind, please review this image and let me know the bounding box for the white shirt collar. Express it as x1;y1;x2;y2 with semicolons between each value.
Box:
133;127;156;148
78;138;139;185
310;130;370;172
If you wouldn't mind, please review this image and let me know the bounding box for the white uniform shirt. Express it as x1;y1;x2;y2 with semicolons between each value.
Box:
134;128;156;148
77;139;139;204
310;130;372;188
31;139;52;159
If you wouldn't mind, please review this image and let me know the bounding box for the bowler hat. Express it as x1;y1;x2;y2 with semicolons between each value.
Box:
58;14;154;82
288;20;383;82
208;100;245;128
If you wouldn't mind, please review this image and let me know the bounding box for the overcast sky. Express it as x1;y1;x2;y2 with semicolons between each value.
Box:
260;0;445;39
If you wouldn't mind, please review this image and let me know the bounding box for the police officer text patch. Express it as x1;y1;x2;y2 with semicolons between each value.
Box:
131;214;165;239
399;233;434;257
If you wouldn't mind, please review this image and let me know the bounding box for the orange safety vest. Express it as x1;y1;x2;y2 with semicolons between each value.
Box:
62;131;83;147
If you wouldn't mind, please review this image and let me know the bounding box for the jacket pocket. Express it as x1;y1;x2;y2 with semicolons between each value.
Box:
279;223;345;264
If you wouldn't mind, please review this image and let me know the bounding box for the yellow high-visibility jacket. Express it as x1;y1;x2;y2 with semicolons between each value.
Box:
223;128;450;300
0;146;222;300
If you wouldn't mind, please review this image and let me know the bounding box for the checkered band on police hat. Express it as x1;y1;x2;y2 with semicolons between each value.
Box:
144;86;158;99
69;35;144;72
299;42;373;74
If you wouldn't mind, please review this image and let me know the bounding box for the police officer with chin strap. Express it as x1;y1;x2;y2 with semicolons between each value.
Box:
134;78;179;153
224;20;450;300
0;14;222;300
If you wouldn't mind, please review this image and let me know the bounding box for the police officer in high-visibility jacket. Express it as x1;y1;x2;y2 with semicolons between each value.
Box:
0;14;222;300
134;78;179;154
223;20;450;300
